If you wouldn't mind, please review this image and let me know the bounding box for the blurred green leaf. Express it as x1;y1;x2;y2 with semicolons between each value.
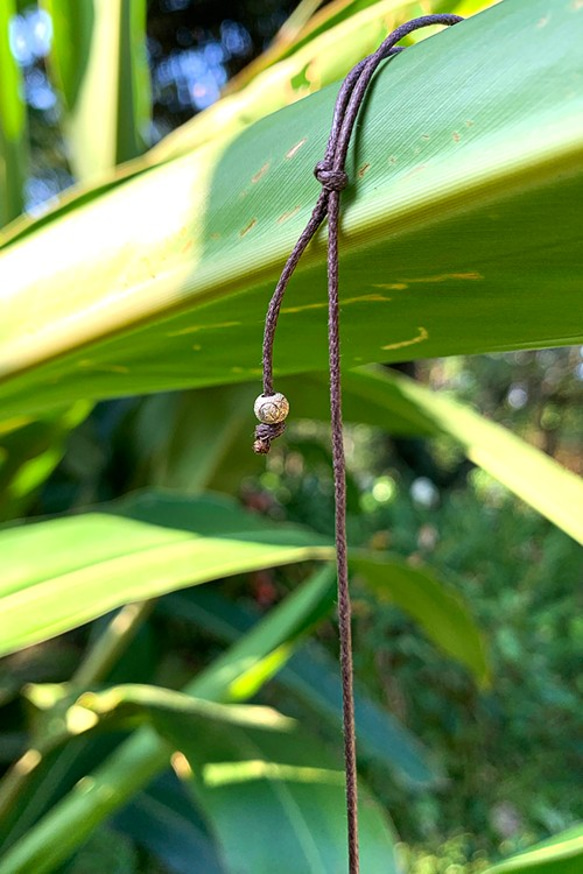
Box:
0;567;348;872
1;0;582;419
113;772;226;874
20;682;294;752
484;823;583;874
155;712;398;874
224;0;463;95
0;491;333;657
71;683;294;733
0;401;91;521
61;825;138;874
352;552;489;682
0;0;27;225
135;384;257;493
342;366;583;545
163;587;444;787
41;0;151;181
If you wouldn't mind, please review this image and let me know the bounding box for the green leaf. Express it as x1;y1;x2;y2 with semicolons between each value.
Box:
23;682;294;744
0;0;27;225
155;712;398;874
162;587;443;787
0;569;347;873
1;0;582;419
0;401;91;521
135;384;260;493
342;366;583;545
224;0;463;95
61;825;138;874
352;552;489;682
484;823;583;874
41;0;151;181
0;491;333;657
113;772;226;874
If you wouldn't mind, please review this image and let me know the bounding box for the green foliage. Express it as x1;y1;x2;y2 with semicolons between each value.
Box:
41;0;151;180
2;0;583;421
0;0;582;872
485;823;583;874
0;0;28;225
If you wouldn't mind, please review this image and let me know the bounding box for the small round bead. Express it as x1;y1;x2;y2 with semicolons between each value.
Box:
254;392;289;424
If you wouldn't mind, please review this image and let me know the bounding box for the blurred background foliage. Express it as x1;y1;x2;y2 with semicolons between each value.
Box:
0;1;582;872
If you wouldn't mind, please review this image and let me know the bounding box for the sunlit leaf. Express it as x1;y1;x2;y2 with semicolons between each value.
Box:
0;491;333;657
340;366;583;545
484;823;583;874
0;568;349;872
1;0;582;420
162;585;442;787
41;0;151;181
353;552;489;682
155;712;399;874
0;0;27;225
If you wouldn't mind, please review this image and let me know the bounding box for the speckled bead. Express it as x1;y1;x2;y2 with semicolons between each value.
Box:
254;392;290;424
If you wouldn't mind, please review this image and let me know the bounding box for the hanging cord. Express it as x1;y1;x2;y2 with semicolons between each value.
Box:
252;14;463;872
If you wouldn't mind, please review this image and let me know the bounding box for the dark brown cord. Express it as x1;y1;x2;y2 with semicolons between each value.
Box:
253;15;463;872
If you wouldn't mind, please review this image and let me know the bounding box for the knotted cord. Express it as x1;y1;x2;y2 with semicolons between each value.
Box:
253;14;464;872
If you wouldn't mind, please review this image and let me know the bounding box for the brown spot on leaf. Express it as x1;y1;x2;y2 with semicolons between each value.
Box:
405;272;483;284
358;163;371;178
286;138;307;159
240;218;257;237
277;206;301;224
452;131;461;142
252;163;270;183
404;164;427;179
421;133;430;141
388;155;398;165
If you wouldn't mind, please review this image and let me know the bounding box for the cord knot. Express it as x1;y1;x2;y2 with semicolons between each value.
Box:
253;421;286;455
314;161;348;192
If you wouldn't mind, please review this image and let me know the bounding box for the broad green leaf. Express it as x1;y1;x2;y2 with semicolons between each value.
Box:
113;772;226;874
155;712;398;874
352;553;489;682
0;483;484;675
484;823;583;874
0;491;333;657
280;638;441;785
0;0;432;251
1;0;582;419
0;568;349;873
0;0;27;225
41;0;151;181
